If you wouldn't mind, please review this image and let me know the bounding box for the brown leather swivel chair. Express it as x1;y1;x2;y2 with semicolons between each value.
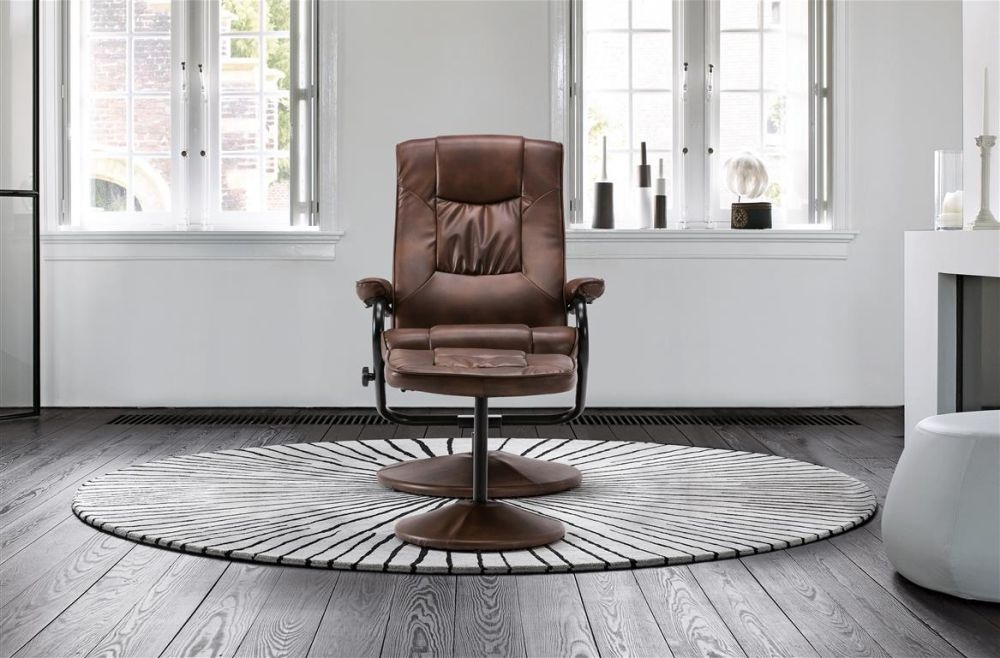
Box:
356;135;605;551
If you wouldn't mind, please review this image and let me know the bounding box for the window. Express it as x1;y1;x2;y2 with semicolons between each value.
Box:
571;0;830;228
65;0;317;230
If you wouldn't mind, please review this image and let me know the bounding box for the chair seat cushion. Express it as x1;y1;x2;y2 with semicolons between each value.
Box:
382;324;578;397
382;324;577;356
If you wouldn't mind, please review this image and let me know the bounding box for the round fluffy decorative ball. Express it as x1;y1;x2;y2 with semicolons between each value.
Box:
724;152;769;200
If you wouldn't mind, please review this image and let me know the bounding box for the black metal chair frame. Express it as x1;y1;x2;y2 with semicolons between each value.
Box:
361;295;590;428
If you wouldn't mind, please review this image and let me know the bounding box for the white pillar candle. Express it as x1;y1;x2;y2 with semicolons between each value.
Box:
942;190;963;213
985;67;990;136
601;135;608;180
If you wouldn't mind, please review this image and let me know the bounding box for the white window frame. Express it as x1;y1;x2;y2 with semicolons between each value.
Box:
59;0;320;232
562;0;840;232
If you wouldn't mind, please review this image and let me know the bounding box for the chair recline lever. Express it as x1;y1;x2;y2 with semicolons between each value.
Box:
361;367;375;387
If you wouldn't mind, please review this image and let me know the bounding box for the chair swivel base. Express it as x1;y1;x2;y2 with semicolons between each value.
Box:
394;500;565;551
377;451;582;499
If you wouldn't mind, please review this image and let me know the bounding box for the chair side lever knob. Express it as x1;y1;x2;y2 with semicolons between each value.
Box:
361;367;376;387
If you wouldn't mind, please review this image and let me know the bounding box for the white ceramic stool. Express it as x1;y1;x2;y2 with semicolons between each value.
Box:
883;410;1000;601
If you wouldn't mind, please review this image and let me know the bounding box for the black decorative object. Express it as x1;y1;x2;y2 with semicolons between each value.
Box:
654;157;667;228
731;201;772;229
592;135;615;229
637;141;653;228
725;152;772;231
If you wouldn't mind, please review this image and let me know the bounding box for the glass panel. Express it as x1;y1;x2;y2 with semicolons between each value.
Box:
221;0;260;32
221;96;261;152
133;96;171;153
721;0;760;30
632;0;671;30
265;156;290;211
584;33;628;90
633;92;672;151
583;0;628;30
90;97;128;151
221;37;261;92
632;32;671;90
90;39;128;93
221;157;261;211
719;92;761;156
133;158;171;211
90;0;127;32
583;92;629;150
581;1;674;225
134;38;171;92
720;32;760;90
265;37;290;91
269;96;290;150
134;0;170;32
87;156;132;211
265;0;291;30
0;0;35;190
0;196;36;414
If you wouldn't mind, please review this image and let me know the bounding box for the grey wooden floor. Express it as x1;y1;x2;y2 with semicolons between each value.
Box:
2;408;999;658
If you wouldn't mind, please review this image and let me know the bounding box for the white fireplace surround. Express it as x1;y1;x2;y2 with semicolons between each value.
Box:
904;230;1000;440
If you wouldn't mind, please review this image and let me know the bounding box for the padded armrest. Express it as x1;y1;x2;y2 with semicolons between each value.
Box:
356;277;393;306
564;277;605;305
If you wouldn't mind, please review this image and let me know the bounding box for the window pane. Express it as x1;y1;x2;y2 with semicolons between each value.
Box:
221;0;260;32
221;157;261;211
221;38;261;92
134;38;171;92
633;92;672;151
720;0;759;30
90;0;126;32
133;97;171;153
269;96;290;150
90;39;127;93
720;32;760;90
717;0;812;224
632;0;670;30
265;37;290;91
266;156;290;211
584;33;628;90
719;92;761;155
133;158;171;211
74;0;174;224
265;0;290;31
221;97;261;152
134;0;170;32
87;157;131;211
632;32;671;90
90;98;128;151
0;0;35;190
584;92;629;150
584;0;628;30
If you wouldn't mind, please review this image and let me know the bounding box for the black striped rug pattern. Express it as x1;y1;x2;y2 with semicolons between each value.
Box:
72;438;877;574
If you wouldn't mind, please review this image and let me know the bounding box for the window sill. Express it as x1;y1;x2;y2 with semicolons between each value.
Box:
40;230;345;261
565;228;858;260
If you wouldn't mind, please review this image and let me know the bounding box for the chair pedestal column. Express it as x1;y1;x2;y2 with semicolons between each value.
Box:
393;397;566;551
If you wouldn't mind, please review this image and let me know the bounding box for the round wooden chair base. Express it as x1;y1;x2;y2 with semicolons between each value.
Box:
394;500;566;551
376;451;582;498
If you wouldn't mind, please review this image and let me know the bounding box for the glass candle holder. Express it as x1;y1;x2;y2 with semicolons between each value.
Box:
935;149;964;230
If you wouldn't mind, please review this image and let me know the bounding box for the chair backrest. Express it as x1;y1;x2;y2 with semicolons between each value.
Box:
392;135;567;328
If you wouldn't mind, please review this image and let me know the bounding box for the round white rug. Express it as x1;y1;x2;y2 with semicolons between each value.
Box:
72;438;877;574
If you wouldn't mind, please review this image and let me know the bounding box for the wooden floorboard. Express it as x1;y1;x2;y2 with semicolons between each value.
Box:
1;407;998;658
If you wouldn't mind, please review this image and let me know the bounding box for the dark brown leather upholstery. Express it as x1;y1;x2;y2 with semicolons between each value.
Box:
356;277;392;305
565;277;606;304
387;349;576;397
392;135;566;328
360;135;602;398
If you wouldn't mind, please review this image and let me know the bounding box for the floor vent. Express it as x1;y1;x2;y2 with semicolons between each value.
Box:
107;410;857;427
572;412;858;427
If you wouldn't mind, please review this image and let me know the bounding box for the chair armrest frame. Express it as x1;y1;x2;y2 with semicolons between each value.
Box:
362;298;590;426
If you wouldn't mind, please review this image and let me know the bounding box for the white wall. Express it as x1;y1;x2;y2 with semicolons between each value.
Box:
42;0;964;408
